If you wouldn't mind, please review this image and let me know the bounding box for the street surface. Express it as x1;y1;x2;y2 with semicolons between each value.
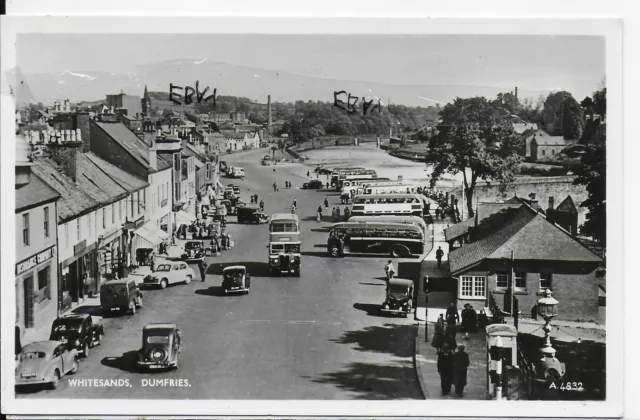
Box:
19;148;422;400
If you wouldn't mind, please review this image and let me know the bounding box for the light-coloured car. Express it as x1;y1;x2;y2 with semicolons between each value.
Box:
15;341;79;390
144;262;196;289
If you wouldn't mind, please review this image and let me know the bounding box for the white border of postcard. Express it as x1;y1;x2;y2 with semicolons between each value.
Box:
1;16;623;418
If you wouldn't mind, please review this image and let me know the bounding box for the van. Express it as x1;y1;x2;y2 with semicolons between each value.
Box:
100;279;143;316
233;167;245;179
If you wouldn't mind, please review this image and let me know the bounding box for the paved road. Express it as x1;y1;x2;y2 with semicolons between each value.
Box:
18;148;422;400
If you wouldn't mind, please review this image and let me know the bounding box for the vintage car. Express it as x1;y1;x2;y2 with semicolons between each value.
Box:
381;278;414;317
15;341;79;390
137;323;182;371
49;313;104;358
302;180;324;189
181;240;206;262
237;205;269;224
232;185;241;197
145;261;195;289
100;278;143;315
222;265;251;295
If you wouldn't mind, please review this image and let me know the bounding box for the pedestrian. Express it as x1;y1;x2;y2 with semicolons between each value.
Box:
273;182;277;192
293;197;297;208
435;207;441;220
436;246;445;268
445;301;460;326
453;345;470;397
441;210;446;221
431;314;446;350
255;194;259;204
15;325;22;359
150;251;156;272
317;205;323;223
324;198;329;209
291;204;296;214
336;206;341;220
198;259;206;282
437;344;455;396
307;171;310;177
461;304;478;338
343;206;351;221
384;260;395;283
326;182;330;190
332;207;337;222
259;199;265;212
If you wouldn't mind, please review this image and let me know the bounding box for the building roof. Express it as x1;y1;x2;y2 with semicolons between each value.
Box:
31;158;100;222
444;217;476;242
449;206;602;274
16;172;61;212
530;131;567;146
84;152;148;192
94;121;171;172
443;202;522;242
75;153;129;204
555;195;578;213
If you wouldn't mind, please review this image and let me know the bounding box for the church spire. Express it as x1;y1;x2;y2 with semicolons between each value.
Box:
142;85;151;116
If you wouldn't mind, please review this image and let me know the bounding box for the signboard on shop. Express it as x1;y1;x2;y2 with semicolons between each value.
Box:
16;246;55;276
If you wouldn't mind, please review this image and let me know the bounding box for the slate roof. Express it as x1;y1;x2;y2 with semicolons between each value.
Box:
93;121;172;172
443;202;522;242
84;152;148;192
555;195;578;213
75;153;129;204
531;132;566;146
444;218;476;242
16;172;61;212
449;206;602;274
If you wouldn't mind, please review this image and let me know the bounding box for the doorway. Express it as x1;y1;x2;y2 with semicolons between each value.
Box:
23;275;34;328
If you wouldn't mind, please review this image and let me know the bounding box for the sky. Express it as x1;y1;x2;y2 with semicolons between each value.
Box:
16;34;605;102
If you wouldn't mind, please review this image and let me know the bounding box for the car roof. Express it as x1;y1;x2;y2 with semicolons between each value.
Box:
102;278;135;286
55;313;89;322
143;323;177;330
223;265;246;272
389;278;414;287
22;340;61;352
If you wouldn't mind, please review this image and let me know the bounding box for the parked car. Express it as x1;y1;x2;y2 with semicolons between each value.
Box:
137;323;182;371
302;180;324;189
15;341;79;390
232;185;241;197
49;313;104;358
381;278;414;317
100;279;143;315
146;261;196;289
237;205;269;224
222;265;251;295
181;240;206;262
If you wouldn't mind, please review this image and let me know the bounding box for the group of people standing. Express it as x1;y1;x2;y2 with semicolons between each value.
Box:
430;302;478;397
329;206;350;222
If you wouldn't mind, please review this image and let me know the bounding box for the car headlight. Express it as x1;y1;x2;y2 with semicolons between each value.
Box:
74;340;80;346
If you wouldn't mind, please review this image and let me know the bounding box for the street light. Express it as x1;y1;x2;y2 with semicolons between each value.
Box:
536;288;559;356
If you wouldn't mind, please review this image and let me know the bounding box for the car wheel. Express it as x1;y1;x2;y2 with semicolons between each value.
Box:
391;245;408;258
130;302;136;315
329;246;341;257
185;275;192;284
83;342;90;357
50;370;60;389
160;279;168;289
69;358;79;375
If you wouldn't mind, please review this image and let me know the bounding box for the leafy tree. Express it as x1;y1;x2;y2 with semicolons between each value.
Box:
593;88;606;119
309;124;325;139
541;91;584;140
572;123;606;245
271;145;277;159
427;96;522;217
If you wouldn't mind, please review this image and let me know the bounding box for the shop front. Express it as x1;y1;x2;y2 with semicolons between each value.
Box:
132;221;170;266
97;226;125;283
15;245;58;336
59;239;98;314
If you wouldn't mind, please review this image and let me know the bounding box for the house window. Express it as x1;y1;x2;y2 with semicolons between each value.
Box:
102;208;106;229
88;213;92;237
496;272;509;289
551;149;556;155
461;276;486;299
112;203;116;224
539;273;552;290
119;200;122;221
515;272;527;289
542;149;546;156
130;195;134;218
76;218;81;241
37;265;51;302
22;213;30;245
44;207;50;238
137;191;141;214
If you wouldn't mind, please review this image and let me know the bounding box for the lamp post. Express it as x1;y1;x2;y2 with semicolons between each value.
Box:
536;288;559;356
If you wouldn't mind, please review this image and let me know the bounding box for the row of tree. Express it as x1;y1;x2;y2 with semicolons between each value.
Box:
426;84;606;245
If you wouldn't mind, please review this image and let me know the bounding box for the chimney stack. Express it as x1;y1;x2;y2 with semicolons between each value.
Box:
528;192;538;211
548;196;554;211
48;136;81;182
149;142;158;170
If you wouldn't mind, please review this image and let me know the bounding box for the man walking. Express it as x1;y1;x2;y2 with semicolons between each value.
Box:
307;170;310;177
343;206;351;221
317;205;323;223
259;199;265;212
273;182;277;192
198;259;207;282
384;260;395;283
336;206;340;220
453;345;470;397
332;207;337;222
324;198;329;209
436;246;445;268
293;197;297;209
437;344;455;396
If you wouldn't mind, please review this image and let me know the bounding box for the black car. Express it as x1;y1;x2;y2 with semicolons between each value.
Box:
302;180;324;189
49;314;104;358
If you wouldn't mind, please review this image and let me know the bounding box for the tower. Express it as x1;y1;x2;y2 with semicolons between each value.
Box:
141;85;151;116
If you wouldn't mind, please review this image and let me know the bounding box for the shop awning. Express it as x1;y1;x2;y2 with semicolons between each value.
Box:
176;210;196;225
201;195;211;207
134;222;169;246
216;180;224;191
207;186;216;198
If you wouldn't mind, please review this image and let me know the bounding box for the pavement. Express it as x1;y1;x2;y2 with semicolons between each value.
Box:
17;146;422;400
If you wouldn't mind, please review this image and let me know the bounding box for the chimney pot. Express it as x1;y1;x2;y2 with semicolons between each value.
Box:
548;196;555;210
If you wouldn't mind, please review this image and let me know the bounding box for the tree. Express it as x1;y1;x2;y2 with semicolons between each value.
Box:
593;88;606;119
309;124;325;139
427;97;522;217
277;139;285;156
541;91;584;140
572;123;606;245
271;145;277;159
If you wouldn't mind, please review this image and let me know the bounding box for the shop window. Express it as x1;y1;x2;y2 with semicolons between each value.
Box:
539;273;552;290
515;272;527;289
37;266;51;302
22;213;30;245
44;207;50;238
77;218;81;241
496;272;509;289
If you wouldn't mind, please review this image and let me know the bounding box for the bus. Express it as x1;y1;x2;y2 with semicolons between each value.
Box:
327;222;425;258
351;193;428;217
336;170;378;190
330;167;367;187
341;177;391;196
268;214;301;276
347;215;428;243
362;183;421;195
